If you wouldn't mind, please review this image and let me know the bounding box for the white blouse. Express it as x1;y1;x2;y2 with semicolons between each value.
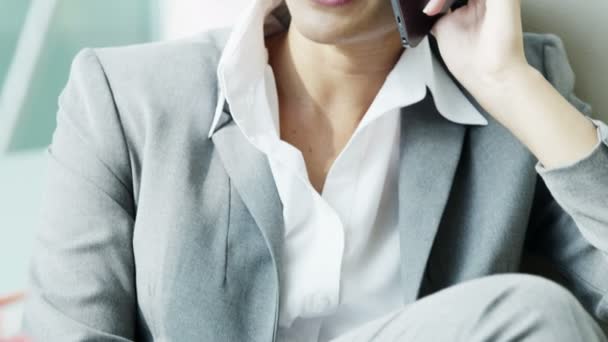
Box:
208;0;488;340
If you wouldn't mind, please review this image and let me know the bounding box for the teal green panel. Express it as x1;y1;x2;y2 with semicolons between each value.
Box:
0;1;32;84
8;0;156;152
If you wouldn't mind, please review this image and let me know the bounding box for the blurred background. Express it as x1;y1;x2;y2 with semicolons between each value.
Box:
0;0;607;337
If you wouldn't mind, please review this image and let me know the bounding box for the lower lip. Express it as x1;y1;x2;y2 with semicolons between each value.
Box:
311;0;353;7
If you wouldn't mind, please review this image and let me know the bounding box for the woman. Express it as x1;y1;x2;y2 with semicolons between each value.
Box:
24;0;608;340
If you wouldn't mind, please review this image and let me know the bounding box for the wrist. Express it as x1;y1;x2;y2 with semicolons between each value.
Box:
472;63;541;99
465;64;544;119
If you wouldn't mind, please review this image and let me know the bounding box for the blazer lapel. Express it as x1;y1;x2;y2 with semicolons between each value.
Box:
210;109;285;275
210;92;468;307
398;94;468;303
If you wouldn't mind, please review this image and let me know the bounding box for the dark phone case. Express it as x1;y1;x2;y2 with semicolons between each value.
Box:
390;0;468;48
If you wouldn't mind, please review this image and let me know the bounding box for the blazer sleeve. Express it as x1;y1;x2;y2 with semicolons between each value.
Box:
525;35;608;328
22;49;137;341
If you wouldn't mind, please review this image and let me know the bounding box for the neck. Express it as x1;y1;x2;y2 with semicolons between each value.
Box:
267;25;404;123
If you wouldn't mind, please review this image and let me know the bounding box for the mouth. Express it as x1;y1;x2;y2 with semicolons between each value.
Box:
310;0;354;7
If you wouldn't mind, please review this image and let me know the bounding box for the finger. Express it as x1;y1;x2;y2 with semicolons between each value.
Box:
423;0;447;16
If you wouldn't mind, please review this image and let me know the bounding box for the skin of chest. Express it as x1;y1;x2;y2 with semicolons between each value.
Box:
278;106;362;193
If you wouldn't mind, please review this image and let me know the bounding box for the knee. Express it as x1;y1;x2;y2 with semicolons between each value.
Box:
467;274;604;341
487;274;597;336
504;274;579;314
382;274;604;341
509;274;573;298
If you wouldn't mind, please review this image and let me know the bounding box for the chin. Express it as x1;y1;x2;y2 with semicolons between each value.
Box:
284;0;398;46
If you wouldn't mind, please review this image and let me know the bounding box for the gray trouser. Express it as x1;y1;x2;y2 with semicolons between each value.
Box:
330;274;607;342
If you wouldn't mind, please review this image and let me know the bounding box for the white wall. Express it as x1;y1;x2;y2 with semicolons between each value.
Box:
160;0;249;40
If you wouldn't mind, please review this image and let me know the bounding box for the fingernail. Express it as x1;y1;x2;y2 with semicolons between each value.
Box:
423;2;432;14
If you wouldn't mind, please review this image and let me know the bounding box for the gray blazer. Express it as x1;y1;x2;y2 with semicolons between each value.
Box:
23;28;608;341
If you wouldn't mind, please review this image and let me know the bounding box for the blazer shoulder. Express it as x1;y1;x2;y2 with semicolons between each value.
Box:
91;28;229;96
79;28;229;131
62;28;231;175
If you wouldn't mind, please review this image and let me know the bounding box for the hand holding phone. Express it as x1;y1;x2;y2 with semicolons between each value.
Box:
390;0;467;47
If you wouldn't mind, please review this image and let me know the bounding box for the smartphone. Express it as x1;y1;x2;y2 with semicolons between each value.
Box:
390;0;468;48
